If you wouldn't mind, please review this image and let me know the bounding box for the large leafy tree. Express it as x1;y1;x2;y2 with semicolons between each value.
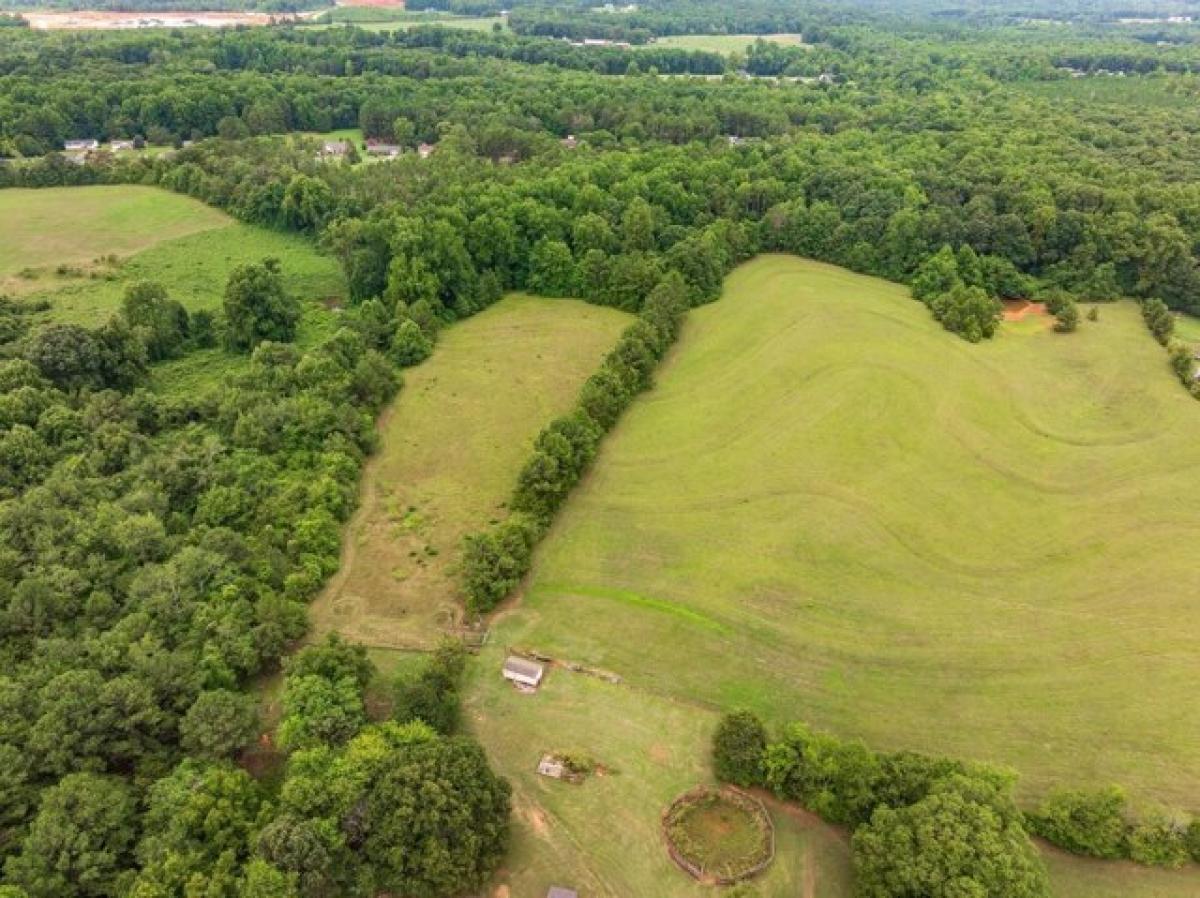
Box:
852;775;1049;898
360;737;511;898
4;773;136;898
223;259;300;352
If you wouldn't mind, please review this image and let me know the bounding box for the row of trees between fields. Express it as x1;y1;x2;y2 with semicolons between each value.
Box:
1140;297;1200;400
460;268;693;613
713;710;1200;894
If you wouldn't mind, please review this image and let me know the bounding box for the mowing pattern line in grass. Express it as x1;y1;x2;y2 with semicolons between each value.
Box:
497;255;1200;814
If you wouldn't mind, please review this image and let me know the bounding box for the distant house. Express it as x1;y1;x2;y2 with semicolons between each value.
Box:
110;140;136;152
727;135;745;146
63;139;99;152
561;134;578;149
502;656;545;689
321;140;349;159
547;888;578;898
537;755;565;779
818;71;836;85
417;142;436;159
365;139;401;157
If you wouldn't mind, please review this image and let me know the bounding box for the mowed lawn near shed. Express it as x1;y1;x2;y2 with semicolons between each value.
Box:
307;295;631;650
0;186;345;328
487;255;1200;818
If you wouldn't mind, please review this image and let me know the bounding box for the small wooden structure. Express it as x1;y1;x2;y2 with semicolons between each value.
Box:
502;655;545;690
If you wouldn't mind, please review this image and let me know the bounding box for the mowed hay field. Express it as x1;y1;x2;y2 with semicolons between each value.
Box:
308;296;630;650
488;255;1200;819
0;186;345;327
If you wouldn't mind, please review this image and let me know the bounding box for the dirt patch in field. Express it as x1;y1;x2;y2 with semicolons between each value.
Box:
1002;299;1049;321
521;800;551;838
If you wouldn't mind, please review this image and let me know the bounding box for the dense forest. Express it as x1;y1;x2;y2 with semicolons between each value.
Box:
4;3;1200;896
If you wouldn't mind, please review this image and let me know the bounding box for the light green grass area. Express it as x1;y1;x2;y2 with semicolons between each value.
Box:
466;648;853;898
491;256;1200;817
648;32;807;53
307;295;631;651
306;127;364;145
2;186;344;327
1174;311;1200;344
1;185;346;393
1045;849;1200;898
0;185;229;297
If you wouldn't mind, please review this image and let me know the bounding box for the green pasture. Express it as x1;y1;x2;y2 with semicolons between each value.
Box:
466;646;853;898
1;185;346;392
488;255;1200;815
648;32;808;53
306;295;630;651
2;186;343;327
1174;311;1200;344
0;185;229;297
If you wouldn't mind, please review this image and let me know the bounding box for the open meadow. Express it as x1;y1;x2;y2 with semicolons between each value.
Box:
482;255;1200;809
467;254;1200;896
307;295;631;650
2;185;347;391
0;185;228;296
2;186;344;327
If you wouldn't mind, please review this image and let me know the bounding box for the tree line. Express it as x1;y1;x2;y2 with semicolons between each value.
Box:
713;709;1200;897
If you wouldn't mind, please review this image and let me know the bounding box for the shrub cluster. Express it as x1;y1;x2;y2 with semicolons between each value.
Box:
1028;786;1200;868
390;637;467;734
460;271;691;613
1139;298;1200;400
910;244;1008;342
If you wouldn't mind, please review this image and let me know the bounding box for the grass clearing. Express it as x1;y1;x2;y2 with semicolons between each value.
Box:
2;185;346;393
648;33;808;53
487;255;1200;809
0;185;229;297
1174;311;1200;344
465;648;852;898
306;295;630;651
468;255;1200;895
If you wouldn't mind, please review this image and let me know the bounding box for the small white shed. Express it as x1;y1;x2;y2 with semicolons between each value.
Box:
502;655;545;689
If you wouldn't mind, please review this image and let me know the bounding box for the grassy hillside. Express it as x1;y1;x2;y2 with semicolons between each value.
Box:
1;186;345;328
1;185;347;395
486;255;1200;813
0;185;229;298
307;295;631;650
